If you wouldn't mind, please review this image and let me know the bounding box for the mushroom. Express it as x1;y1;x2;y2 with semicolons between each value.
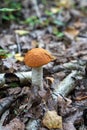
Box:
24;48;55;90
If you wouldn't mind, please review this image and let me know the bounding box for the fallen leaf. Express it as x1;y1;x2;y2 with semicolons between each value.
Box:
15;53;24;61
2;118;25;130
42;110;62;129
31;40;39;48
64;26;79;39
15;30;29;36
7;87;21;95
0;118;25;130
57;94;72;106
63;122;76;130
51;7;61;14
74;21;86;28
58;0;74;8
46;77;54;83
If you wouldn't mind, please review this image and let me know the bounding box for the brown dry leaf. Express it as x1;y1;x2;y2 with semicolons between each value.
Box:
57;94;72;106
75;95;87;101
38;89;47;99
3;118;25;130
39;128;48;130
74;21;86;29
73;50;87;57
64;27;79;39
0;35;15;49
7;87;21;95
31;40;39;48
63;122;76;130
42;110;62;129
57;94;73;116
46;77;54;83
81;55;87;60
3;58;18;71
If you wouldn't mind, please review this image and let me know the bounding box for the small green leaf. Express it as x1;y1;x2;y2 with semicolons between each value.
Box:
53;20;64;26
0;49;8;54
45;10;53;16
2;15;10;20
25;16;37;24
10;82;18;88
56;32;64;38
9;14;16;20
0;8;19;12
52;27;64;38
0;49;12;58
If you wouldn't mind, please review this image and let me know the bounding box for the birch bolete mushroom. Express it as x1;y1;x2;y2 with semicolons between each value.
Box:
24;48;55;90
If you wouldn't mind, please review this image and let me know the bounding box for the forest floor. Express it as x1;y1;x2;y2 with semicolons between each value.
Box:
0;0;87;130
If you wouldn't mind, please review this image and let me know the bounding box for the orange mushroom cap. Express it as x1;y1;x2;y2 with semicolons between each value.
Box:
24;48;56;68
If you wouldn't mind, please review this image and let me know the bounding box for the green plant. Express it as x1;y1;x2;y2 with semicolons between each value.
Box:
53;20;64;26
10;82;19;88
52;27;64;38
81;7;87;14
24;16;41;26
0;49;12;58
0;0;22;22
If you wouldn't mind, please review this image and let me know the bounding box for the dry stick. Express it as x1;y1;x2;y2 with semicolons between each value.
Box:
0;96;14;117
15;34;21;54
0;60;85;88
0;72;31;87
51;60;85;74
52;70;83;101
0;110;9;129
26;119;40;130
32;0;42;21
0;92;27;117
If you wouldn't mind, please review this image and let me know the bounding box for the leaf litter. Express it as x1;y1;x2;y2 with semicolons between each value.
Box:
0;0;87;130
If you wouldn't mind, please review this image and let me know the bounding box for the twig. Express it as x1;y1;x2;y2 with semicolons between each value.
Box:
0;110;9;129
32;0;42;21
26;119;40;130
15;34;21;54
0;59;86;88
0;71;31;88
0;96;16;117
0;92;27;117
52;71;83;101
51;60;85;74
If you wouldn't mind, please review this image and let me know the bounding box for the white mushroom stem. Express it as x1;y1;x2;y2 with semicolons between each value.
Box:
32;67;43;90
